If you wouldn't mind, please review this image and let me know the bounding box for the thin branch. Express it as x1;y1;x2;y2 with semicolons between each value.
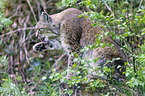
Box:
25;33;36;42
29;77;41;95
35;0;41;17
138;0;143;9
106;27;132;55
41;0;46;10
0;27;35;38
105;3;115;18
54;53;67;66
26;0;37;22
46;53;67;75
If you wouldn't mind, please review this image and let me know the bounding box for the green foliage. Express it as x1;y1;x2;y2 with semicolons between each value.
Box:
0;55;61;96
0;0;64;96
49;56;120;95
0;77;26;96
0;0;6;9
125;43;145;93
55;0;145;95
26;58;60;95
1;17;12;26
0;12;12;31
0;0;145;95
0;56;26;96
0;55;8;67
0;0;12;31
57;0;78;8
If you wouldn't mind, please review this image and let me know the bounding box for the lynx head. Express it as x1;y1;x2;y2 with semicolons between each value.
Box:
35;11;59;42
33;11;61;52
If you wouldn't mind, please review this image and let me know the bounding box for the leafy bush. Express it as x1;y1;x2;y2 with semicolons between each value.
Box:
0;0;63;95
0;56;26;95
52;0;145;95
0;0;12;31
0;0;145;95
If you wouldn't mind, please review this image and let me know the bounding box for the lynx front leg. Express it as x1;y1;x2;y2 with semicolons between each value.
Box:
60;34;80;79
66;53;73;79
60;40;73;79
61;36;81;79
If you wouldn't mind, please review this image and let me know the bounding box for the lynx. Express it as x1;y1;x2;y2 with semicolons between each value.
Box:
33;8;125;78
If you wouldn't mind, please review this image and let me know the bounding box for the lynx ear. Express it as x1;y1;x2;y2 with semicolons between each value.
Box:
41;11;52;23
40;5;44;13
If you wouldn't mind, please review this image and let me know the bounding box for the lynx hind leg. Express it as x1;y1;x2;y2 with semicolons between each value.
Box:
92;47;125;79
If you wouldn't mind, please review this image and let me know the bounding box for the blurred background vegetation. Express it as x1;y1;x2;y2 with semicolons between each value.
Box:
0;0;66;95
0;0;145;96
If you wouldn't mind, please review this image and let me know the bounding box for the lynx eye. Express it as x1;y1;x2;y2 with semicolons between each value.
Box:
36;28;45;36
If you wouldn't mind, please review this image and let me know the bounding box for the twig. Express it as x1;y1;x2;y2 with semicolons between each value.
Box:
106;27;132;56
122;86;137;95
54;53;67;66
41;0;46;10
138;0;143;9
29;77;41;96
26;0;37;22
0;27;35;38
25;33;36;42
10;55;18;85
8;4;22;19
46;53;67;75
10;56;14;75
105;3;115;18
75;89;77;96
35;0;41;17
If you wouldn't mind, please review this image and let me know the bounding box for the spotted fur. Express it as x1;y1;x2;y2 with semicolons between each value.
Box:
33;8;125;79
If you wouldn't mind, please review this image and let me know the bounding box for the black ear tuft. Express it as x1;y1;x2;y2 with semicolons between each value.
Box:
40;5;44;13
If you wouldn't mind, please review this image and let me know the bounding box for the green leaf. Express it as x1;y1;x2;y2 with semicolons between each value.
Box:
93;57;100;63
0;23;4;31
1;18;12;26
67;90;73;95
92;86;95;91
49;76;53;79
16;76;22;81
